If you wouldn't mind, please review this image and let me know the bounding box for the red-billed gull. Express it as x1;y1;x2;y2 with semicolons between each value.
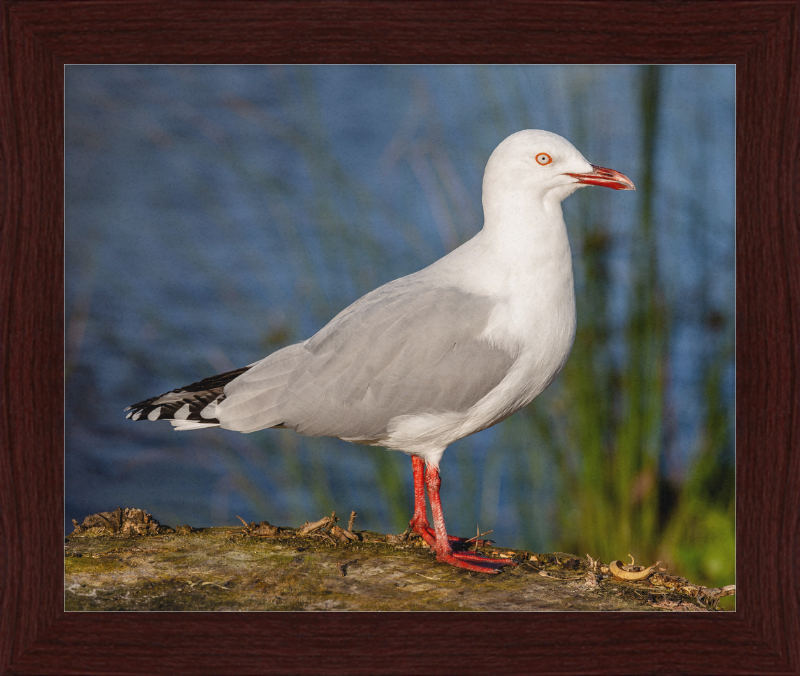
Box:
126;129;635;573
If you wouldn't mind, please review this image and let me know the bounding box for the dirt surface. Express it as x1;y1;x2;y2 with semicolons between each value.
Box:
65;511;728;612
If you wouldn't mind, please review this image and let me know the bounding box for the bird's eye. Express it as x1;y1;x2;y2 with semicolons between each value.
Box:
536;153;552;166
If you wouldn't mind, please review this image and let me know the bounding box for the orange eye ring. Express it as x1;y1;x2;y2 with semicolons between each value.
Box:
536;153;552;166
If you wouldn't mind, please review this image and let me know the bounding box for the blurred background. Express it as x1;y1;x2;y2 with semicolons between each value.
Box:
66;65;734;595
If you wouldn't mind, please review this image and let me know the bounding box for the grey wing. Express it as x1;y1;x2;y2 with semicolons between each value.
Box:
215;278;516;440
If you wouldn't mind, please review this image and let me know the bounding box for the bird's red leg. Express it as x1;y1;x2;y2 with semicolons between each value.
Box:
425;463;517;573
408;455;436;548
408;456;493;549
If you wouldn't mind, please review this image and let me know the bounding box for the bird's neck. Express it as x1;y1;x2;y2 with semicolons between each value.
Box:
480;193;571;266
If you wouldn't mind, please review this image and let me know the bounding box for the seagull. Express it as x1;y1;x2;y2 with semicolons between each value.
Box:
125;129;635;573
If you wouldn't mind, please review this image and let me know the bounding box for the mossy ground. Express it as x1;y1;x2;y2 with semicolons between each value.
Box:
65;525;715;611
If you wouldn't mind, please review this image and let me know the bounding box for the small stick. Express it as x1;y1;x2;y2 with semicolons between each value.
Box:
347;511;357;532
463;528;494;551
320;511;338;534
330;525;358;542
298;516;331;534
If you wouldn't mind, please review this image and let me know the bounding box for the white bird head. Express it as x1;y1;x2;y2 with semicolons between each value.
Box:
482;130;635;215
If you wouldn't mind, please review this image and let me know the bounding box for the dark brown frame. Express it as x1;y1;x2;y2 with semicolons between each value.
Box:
2;2;798;674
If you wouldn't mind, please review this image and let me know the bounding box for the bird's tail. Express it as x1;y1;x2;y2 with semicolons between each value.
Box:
124;366;251;431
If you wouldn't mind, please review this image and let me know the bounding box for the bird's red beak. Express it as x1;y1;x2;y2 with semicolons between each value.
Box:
567;164;636;191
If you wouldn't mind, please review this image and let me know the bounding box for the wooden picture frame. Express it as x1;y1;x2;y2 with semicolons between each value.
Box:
1;1;797;673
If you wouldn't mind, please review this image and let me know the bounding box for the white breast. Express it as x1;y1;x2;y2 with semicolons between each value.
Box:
379;218;577;463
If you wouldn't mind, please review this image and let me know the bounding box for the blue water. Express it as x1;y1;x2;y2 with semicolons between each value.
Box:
65;65;734;550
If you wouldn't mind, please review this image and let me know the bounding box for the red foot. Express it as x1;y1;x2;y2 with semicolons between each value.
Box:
409;521;510;571
436;551;517;573
407;456;517;574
